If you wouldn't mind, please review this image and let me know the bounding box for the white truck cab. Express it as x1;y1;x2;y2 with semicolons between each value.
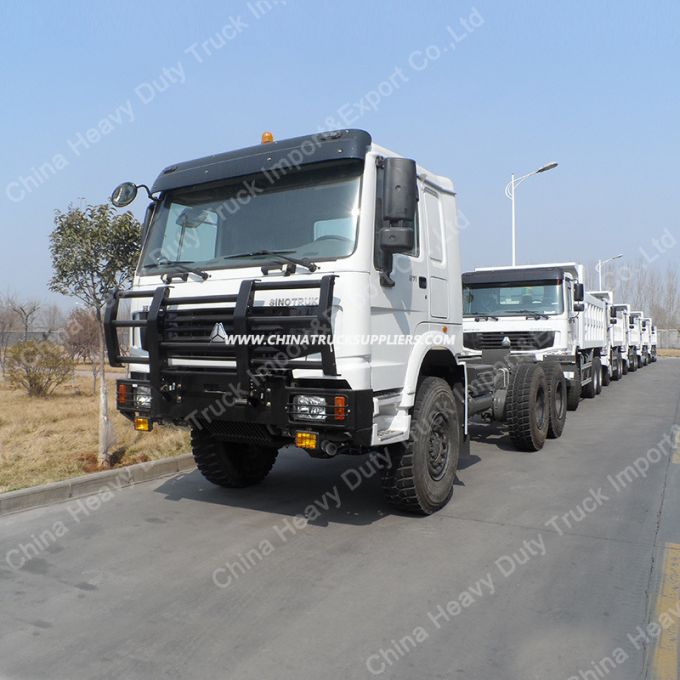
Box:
105;129;568;514
462;263;609;410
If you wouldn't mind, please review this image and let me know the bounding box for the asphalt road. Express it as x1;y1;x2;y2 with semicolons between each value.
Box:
2;360;680;680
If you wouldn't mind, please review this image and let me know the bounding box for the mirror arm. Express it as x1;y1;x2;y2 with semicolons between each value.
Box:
138;184;160;202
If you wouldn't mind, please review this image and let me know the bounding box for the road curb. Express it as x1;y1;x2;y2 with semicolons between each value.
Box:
0;454;196;517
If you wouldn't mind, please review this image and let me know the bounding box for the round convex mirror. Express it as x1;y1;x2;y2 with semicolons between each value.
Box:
111;182;138;207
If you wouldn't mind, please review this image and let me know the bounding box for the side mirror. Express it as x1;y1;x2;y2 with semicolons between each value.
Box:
111;182;138;207
379;157;418;286
611;318;617;325
573;283;584;302
573;302;585;312
383;157;418;226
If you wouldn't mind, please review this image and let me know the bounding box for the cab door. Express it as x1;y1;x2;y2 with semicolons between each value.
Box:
369;177;428;391
423;188;449;320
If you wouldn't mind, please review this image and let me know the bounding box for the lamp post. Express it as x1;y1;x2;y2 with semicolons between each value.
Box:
596;253;623;290
505;162;558;266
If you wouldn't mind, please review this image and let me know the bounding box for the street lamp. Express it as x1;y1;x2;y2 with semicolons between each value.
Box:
505;162;558;266
596;253;623;290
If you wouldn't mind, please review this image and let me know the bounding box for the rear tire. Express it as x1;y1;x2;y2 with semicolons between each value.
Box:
629;353;637;372
567;366;582;411
622;357;629;375
382;377;460;515
602;363;611;387
506;363;549;451
191;428;278;487
612;355;622;381
543;362;567;439
583;357;601;398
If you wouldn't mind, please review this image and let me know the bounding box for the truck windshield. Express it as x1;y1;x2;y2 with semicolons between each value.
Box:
139;161;362;274
463;281;564;317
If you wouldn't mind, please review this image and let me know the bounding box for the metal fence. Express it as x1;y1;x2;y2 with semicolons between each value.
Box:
658;329;680;349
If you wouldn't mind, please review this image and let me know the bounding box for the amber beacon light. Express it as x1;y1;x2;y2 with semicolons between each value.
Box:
261;131;274;144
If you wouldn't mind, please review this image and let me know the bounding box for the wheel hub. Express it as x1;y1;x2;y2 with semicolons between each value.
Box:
427;413;450;481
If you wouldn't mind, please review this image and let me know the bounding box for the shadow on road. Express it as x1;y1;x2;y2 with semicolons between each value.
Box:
468;419;518;452
154;444;482;525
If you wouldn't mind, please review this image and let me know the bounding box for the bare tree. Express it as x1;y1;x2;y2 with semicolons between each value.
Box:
39;304;66;341
10;299;41;341
0;297;18;371
609;258;680;328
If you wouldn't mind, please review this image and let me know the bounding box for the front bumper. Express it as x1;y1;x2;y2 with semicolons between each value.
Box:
116;376;374;447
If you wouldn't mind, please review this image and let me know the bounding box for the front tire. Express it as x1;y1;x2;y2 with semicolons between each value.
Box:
506;363;549;451
382;377;461;515
191;428;278;488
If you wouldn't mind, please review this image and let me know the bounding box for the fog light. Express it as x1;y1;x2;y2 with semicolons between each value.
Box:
134;384;152;410
295;431;318;449
134;417;151;432
293;395;326;422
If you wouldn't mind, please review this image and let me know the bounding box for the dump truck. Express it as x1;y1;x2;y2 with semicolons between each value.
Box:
591;291;626;383
641;317;654;366
610;302;633;374
462;263;609;412
629;311;644;370
105;129;567;515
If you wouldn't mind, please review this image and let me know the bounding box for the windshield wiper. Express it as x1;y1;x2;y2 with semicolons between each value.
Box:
514;310;550;320
142;260;209;280
472;314;499;321
222;250;318;273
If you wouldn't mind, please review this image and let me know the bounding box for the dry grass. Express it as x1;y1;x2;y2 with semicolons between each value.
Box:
0;377;189;493
657;349;680;357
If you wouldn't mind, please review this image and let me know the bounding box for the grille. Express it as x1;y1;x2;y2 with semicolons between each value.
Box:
464;331;555;351
203;421;280;445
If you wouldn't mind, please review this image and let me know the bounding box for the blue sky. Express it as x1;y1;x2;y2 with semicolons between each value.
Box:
1;0;678;305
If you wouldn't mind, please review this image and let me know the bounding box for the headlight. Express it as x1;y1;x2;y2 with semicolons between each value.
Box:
292;395;326;422
134;384;152;410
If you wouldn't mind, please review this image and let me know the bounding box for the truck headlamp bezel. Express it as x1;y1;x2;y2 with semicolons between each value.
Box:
292;394;327;422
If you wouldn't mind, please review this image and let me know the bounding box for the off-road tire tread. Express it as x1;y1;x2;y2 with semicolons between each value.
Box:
191;428;278;488
506;363;548;452
381;377;459;515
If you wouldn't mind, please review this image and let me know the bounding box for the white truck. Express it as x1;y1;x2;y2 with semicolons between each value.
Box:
591;291;626;382
609;302;633;374
462;263;609;411
641;316;654;365
104;129;567;515
628;312;644;370
650;323;658;362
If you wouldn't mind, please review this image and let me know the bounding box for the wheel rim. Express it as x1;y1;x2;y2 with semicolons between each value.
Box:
535;386;547;429
427;412;450;481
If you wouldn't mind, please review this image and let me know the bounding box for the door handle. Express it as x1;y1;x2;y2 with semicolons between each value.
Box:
419;277;427;289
